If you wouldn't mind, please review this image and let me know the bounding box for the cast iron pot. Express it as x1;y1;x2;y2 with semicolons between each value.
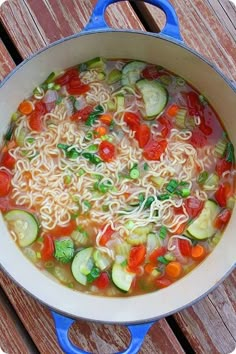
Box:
0;0;235;353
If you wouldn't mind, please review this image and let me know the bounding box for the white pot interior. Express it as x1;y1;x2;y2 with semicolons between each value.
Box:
0;31;235;323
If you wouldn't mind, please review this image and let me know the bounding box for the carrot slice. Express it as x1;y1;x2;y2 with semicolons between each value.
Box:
100;114;113;125
18;100;34;115
94;126;108;137
144;263;156;274
191;244;206;261
166;104;179;117
165;261;182;278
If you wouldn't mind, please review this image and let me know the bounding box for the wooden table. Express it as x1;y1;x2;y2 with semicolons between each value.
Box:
0;1;235;353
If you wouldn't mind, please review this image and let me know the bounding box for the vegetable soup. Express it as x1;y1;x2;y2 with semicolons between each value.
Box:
0;58;235;296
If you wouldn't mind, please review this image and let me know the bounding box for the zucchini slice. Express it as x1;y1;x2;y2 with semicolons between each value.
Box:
121;61;147;86
186;200;220;240
71;247;94;285
112;263;135;292
4;210;39;247
136;79;168;119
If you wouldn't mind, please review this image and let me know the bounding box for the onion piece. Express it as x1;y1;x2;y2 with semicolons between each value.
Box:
43;89;58;103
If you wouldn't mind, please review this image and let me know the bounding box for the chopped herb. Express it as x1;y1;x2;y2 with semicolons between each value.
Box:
77;168;86;176
36;252;41;259
54;84;61;91
70;212;80;220
85;131;94;141
138;193;145;203
83;200;92;210
5;124;14;141
157;194;170;201
87;267;101;283
44;72;56;84
197;171;209;185
180;188;191;198
56;97;63;105
199;94;208;106
159;226;168;239
64;175;72;185
54;239;74;263
121;260;128;267
82;152;102;165
11;112;20;121
87;144;99;153
102;205;109;212
143;162;149;171
129;168;140;179
57;144;80;159
225;142;235;164
144;196;155;209
166;179;179;193
26;138;35;144
158;256;169;264
85;105;104;126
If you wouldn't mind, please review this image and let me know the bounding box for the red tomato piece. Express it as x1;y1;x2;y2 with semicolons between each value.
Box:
55;68;79;86
70;106;94;122
66;84;90;96
186;91;203;116
199;121;212;136
155;277;172;289
158;116;172;138
29;111;43;132
35;101;47;115
0;198;11;212
49;220;77;239
41;234;54;261
143;139;167;161
184;197;204;219
216;158;232;177
1;151;15;170
124;112;140;132
93;272;110;289
179;239;192;257
0;171;11;197
149;246;166;263
128;245;146;270
136;124;151;148
99;141;116;162
68;78;82;88
142;66;163;80
214;209;232;229
214;183;231;207
99;225;114;246
190;129;207;148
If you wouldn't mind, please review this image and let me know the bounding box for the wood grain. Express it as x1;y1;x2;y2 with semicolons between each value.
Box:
135;0;236;81
0;270;185;354
0;39;15;81
0;0;144;59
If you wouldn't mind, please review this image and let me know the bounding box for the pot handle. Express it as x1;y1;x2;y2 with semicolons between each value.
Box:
51;311;156;354
84;0;182;41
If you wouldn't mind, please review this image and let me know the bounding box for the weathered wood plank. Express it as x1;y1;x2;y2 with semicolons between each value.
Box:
0;287;33;354
174;269;236;354
0;39;15;81
0;270;185;354
0;0;144;59
135;0;236;81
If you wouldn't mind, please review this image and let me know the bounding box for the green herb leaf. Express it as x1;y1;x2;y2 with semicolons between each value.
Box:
85;105;104;126
159;226;168;239
225;142;235;164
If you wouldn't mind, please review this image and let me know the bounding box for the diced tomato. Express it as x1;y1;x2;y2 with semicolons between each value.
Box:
70;106;94;122
136;124;151;148
28;101;47;132
99;225;114;246
128;245;146;270
155;277;172;289
68;78;82;88
124;112;140;133
179;239;192;257
214;183;232;207
142;66;163;80
93;272;110;289
66;84;90;96
49;220;77;239
214;208;232;229
158;116;172;138
184;197;204;219
0;171;11;197
149;246;166;263
190;129;207;148
1;151;15;170
186;91;203;116
216;158;232;177
41;234;54;261
35;101;47;115
99;141;116;162
199;121;212;136
55;68;79;86
143;139;167;161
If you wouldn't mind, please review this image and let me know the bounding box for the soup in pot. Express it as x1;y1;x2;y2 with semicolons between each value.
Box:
0;57;235;296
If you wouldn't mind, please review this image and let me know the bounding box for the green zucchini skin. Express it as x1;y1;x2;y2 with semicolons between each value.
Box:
136;79;168;119
121;61;147;86
4;210;39;247
186;200;220;240
71;247;94;285
112;263;135;292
